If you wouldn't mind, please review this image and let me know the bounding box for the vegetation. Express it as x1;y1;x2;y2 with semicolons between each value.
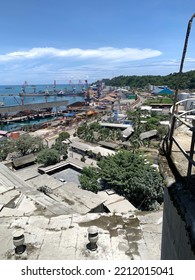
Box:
56;131;70;142
76;121;122;142
75;110;168;150
36;148;60;166
0;131;70;164
126;109;168;149
0;140;14;161
144;97;173;105
0;134;44;160
51;131;69;160
79;150;164;211
99;70;195;90
14;134;44;156
36;131;70;166
79;166;100;193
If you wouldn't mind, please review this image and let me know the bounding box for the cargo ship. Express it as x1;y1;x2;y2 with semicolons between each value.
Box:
18;80;86;97
19;89;86;97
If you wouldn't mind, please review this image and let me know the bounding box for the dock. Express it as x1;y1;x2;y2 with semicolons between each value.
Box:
0;100;68;114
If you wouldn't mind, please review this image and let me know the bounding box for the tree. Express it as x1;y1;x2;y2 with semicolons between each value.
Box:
51;131;69;159
0;140;14;161
89;122;101;131
76;122;88;138
52;140;68;159
98;70;195;90
81;154;86;162
36;148;60;166
131;138;143;152
79;166;100;193
87;150;94;158
14;134;44;156
76;121;123;143
58;131;70;142
157;125;168;141
79;150;164;211
97;150;164;210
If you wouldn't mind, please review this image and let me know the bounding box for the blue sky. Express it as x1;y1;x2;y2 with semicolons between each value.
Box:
0;0;195;85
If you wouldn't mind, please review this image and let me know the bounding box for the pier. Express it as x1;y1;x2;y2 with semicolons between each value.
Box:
0;100;68;114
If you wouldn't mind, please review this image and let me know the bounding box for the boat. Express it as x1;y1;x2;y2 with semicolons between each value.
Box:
19;90;50;97
18;89;86;97
57;90;86;97
18;79;86;97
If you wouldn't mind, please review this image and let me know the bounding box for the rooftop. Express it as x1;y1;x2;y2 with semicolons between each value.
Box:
122;126;134;139
70;141;116;157
139;129;158;140
0;158;163;260
12;154;36;168
0;211;162;260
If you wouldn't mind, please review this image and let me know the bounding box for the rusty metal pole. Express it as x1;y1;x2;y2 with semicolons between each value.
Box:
187;119;195;183
168;14;195;156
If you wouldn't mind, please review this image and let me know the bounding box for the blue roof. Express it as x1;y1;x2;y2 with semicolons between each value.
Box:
152;86;173;95
64;113;75;117
159;88;174;95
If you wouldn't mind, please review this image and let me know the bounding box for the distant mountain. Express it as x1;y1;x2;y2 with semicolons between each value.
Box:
100;70;195;90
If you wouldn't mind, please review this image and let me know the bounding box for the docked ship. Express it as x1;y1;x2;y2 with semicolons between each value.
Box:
18;80;86;97
19;90;51;97
19;89;86;97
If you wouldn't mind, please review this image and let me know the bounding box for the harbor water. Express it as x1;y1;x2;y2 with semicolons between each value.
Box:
0;84;85;131
0;84;85;107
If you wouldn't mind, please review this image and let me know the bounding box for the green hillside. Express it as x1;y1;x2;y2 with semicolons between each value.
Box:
100;70;195;90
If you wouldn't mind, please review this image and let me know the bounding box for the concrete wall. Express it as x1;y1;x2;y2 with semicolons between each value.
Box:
161;187;195;260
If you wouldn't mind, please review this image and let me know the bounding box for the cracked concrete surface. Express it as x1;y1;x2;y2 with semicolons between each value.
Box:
0;211;162;260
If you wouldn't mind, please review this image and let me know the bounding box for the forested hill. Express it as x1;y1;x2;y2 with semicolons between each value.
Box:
101;70;195;90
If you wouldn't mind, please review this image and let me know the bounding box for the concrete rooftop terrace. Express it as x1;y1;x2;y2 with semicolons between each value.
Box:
0;162;105;216
0;211;162;260
0;160;163;260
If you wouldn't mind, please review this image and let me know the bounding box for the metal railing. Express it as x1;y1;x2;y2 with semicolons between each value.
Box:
167;98;195;180
166;13;195;182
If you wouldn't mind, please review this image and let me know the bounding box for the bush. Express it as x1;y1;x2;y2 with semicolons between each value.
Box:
37;148;60;166
14;134;44;156
79;167;100;193
98;150;164;210
81;150;164;211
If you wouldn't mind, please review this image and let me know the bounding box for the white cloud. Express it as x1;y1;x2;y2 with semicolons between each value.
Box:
0;46;162;62
185;57;195;62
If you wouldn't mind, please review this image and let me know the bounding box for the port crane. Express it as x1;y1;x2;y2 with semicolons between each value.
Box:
69;80;76;92
21;81;28;94
85;80;90;101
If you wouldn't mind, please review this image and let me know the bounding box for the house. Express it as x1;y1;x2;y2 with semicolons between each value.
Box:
139;129;158;141
122;126;134;139
99;96;116;103
98;141;119;150
12;154;36;169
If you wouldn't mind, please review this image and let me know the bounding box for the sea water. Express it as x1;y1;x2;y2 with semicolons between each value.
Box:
0;84;85;131
0;84;85;107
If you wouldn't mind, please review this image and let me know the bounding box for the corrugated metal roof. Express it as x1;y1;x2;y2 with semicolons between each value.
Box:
98;141;118;149
139;130;158;140
70;141;89;152
122;126;134;138
12;154;36;167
